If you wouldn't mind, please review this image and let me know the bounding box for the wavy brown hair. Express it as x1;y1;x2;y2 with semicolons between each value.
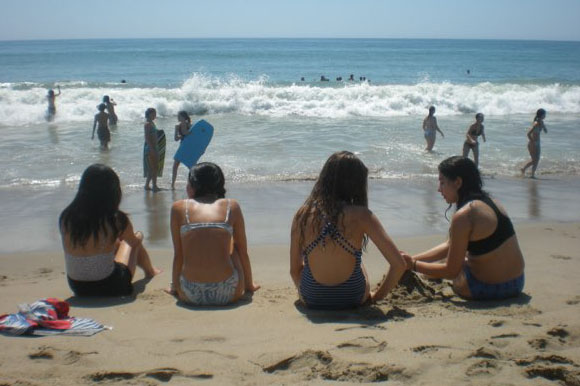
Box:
296;151;369;251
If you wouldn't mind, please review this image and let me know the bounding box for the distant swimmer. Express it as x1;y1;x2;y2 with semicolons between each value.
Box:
320;75;329;81
336;76;342;81
521;109;548;178
462;113;486;166
103;95;118;126
422;106;444;151
349;74;354;81
301;77;305;81
46;86;61;121
92;103;110;150
467;69;471;75
120;79;127;83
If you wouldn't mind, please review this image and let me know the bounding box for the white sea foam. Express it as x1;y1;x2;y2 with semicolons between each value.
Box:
1;74;580;126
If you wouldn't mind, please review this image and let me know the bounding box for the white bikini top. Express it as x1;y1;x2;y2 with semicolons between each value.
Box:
180;199;233;236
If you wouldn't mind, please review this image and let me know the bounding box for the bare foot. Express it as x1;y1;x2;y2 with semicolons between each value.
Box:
152;186;161;192
145;185;152;191
146;267;163;278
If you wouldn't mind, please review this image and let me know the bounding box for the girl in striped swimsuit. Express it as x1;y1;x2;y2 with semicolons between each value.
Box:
290;151;406;309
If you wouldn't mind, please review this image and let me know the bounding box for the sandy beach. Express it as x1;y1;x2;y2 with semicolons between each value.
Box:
1;220;579;385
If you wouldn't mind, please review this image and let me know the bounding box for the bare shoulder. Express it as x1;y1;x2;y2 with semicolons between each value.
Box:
343;205;372;222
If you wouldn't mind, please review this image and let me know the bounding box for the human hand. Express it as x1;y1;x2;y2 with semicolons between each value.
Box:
400;252;414;270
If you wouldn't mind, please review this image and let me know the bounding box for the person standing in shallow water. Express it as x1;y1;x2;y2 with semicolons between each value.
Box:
521;109;548;179
46;86;61;121
103;95;118;126
422;106;444;151
144;107;161;192
171;111;192;190
92;103;111;150
462;113;486;166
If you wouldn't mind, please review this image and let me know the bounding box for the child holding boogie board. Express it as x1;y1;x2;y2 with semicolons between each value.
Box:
143;108;166;192
171;113;214;189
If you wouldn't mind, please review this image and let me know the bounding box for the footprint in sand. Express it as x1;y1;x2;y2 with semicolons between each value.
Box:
527;338;548;350
566;296;580;305
411;345;450;354
465;359;501;377
468;347;501;360
551;254;572;260
87;368;213;383
488;319;505;327
336;336;387;354
28;346;98;365
514;355;580;385
261;350;407;383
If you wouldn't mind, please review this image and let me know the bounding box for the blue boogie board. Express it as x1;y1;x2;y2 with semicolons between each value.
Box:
173;119;214;168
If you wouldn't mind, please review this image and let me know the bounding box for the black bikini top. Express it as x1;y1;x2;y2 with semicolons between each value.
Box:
466;196;515;256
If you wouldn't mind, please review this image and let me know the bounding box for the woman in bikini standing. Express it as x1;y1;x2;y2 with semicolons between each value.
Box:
290;151;406;309
171;111;191;190
462;113;486;166
521;109;547;179
167;162;260;305
402;156;525;300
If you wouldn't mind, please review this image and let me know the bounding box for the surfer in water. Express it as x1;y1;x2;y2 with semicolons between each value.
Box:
92;103;111;150
171;111;192;190
144;108;162;192
423;106;444;151
46;86;61;121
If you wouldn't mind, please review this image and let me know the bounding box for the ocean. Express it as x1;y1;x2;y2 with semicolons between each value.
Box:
1;38;579;252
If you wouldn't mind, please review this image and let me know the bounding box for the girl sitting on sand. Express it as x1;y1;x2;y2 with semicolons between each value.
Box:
167;162;260;305
60;164;161;297
290;151;406;309
403;156;525;300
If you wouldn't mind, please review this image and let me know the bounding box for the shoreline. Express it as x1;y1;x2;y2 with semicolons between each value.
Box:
1;221;579;384
1;175;580;254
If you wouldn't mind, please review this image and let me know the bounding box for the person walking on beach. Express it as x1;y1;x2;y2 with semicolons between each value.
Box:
462;113;486;166
171;111;192;190
290;151;406;309
103;95;118;126
60;164;161;297
46;86;61;121
422;106;444;151
402;156;525;300
521;109;548;179
167;162;260;305
92;103;111;150
144;107;162;192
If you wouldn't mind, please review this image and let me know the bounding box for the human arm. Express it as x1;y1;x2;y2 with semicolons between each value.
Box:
289;211;304;290
56;86;61;96
92;116;97;139
232;200;260;292
412;209;471;279
481;126;486;142
465;125;477;145
435;117;444;137
167;202;186;298
174;125;181;141
363;210;407;302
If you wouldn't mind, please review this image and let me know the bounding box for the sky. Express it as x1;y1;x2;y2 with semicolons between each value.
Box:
0;0;579;41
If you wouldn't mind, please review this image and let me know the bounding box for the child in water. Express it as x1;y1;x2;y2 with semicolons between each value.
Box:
92;103;111;150
103;95;118;126
46;86;61;121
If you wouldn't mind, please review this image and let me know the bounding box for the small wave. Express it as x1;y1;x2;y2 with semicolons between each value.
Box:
1;74;580;125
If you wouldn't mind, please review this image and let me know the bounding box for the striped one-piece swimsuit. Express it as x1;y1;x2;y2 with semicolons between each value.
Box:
299;221;366;310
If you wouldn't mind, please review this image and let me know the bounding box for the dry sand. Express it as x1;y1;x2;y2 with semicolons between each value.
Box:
1;222;579;385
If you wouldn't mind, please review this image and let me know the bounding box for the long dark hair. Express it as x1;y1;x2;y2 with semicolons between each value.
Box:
177;110;191;125
534;108;546;122
59;164;129;247
188;162;226;199
297;151;369;251
438;156;488;215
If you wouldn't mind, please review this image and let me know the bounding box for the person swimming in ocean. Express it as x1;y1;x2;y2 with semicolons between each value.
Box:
422;106;444;151
462;113;486;166
92;103;110;150
46;86;61;121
